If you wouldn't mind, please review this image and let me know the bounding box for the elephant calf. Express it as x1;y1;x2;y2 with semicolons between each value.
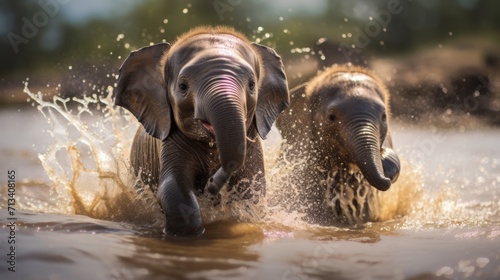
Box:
276;65;400;225
115;26;289;236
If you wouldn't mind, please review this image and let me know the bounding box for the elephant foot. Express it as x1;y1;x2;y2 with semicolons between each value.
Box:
164;210;205;237
206;177;222;195
205;167;230;195
157;176;205;236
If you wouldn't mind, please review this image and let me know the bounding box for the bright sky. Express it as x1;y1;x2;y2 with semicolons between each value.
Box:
59;0;139;24
264;0;328;16
59;0;332;24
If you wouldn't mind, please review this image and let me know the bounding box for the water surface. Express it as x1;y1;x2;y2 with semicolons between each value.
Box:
0;88;499;280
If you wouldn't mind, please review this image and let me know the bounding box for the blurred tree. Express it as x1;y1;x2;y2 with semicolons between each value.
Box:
1;0;499;89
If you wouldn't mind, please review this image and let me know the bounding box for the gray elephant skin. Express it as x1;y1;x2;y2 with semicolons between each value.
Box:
276;65;400;225
115;26;289;236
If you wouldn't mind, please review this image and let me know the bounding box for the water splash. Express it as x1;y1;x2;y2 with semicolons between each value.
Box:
23;82;268;227
264;143;422;228
24;83;163;227
323;169;380;225
378;158;500;230
265;137;498;232
22;83;497;232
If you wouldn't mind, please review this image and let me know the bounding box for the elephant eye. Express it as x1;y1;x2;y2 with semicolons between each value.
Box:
382;113;387;122
178;81;189;92
248;79;255;91
329;114;337;122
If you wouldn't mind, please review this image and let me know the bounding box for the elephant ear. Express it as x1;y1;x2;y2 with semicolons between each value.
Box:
251;43;290;139
115;43;172;140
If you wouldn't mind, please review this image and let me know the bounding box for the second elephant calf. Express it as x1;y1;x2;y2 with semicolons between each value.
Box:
276;65;400;225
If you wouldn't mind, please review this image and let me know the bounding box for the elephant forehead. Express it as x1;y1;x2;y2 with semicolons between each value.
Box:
338;72;372;83
312;75;385;101
325;72;376;90
171;34;257;64
180;52;254;78
336;73;384;97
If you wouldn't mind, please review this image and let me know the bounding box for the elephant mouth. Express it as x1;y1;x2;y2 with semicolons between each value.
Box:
198;119;215;136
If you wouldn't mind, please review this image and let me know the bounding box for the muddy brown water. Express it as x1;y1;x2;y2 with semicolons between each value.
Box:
0;88;499;280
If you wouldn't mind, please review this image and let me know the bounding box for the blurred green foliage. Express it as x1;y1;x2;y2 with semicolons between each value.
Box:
1;0;499;81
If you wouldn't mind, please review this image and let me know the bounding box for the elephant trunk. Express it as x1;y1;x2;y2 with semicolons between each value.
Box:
201;80;247;194
347;121;391;191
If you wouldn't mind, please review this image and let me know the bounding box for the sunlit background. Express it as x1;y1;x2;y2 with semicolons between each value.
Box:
1;0;499;126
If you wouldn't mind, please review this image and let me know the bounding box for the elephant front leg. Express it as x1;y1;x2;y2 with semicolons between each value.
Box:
157;175;204;236
158;141;204;237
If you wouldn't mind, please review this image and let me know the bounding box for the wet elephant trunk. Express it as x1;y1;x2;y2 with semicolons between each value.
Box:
347;121;392;191
202;83;247;194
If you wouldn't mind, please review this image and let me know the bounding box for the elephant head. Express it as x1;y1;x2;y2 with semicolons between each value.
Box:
115;26;288;235
279;65;400;192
